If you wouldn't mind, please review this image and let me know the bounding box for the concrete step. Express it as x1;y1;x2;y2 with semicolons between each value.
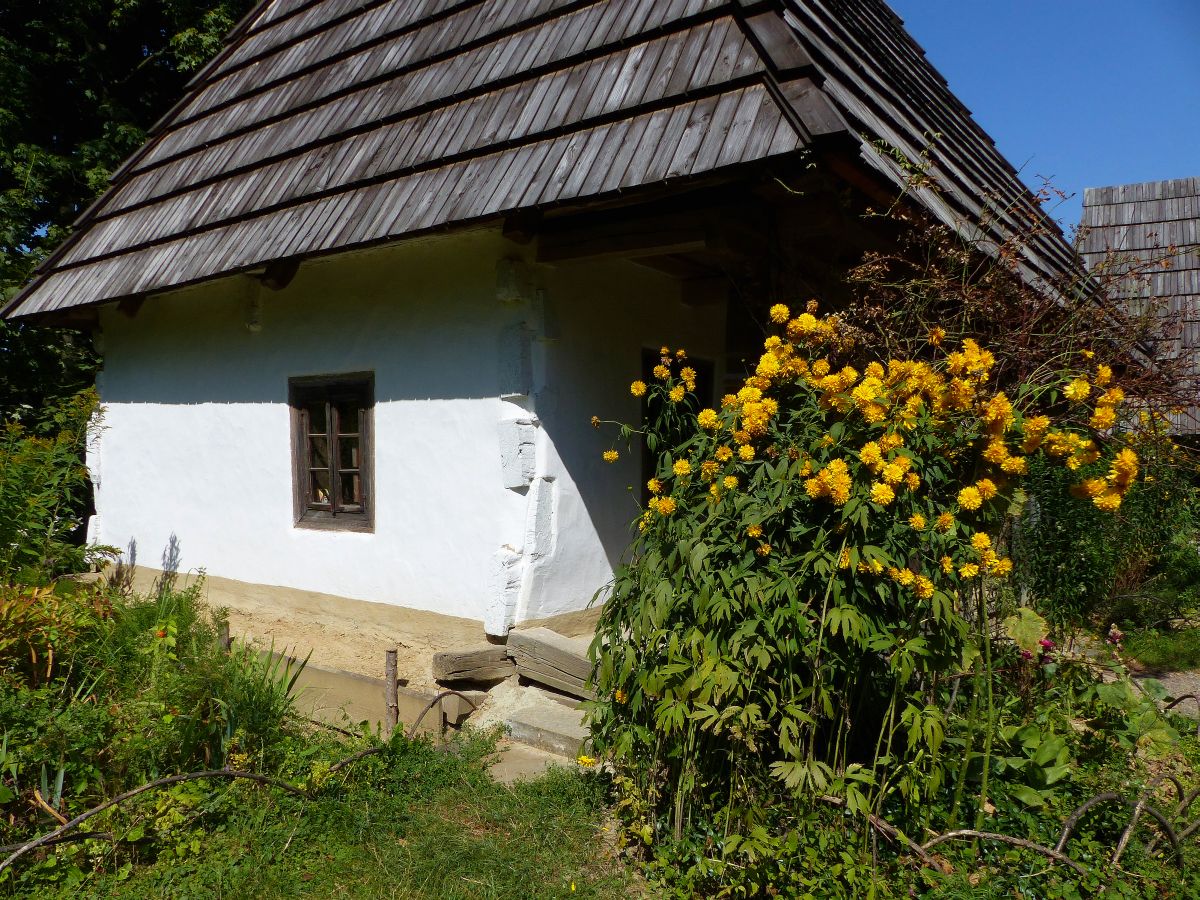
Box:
504;701;589;757
470;680;589;758
489;740;573;785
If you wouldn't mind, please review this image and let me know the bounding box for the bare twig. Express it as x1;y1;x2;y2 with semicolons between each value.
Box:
406;690;478;740
32;789;68;825
1163;694;1200;739
818;795;937;869
1112;794;1149;868
1057;792;1121;852
0;832;113;855
0;769;307;875
1058;792;1181;861
921;829;1088;878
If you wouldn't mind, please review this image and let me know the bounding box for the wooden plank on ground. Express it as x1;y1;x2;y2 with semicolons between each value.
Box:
432;644;516;682
507;627;593;700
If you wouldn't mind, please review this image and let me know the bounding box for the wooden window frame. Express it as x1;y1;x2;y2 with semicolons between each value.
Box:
289;373;374;532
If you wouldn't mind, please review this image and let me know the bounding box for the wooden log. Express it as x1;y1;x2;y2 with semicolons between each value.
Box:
507;628;594;700
384;649;398;737
432;644;515;682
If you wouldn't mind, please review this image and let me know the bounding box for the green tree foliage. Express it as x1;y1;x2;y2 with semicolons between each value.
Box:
0;0;254;420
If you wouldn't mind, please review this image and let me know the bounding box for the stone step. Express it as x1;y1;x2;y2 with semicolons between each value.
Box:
504;701;589;757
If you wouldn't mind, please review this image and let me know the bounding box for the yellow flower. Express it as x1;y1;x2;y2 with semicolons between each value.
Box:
659;346;670;356
904;472;921;491
1089;405;1116;430
1110;447;1138;486
982;440;1009;465
755;542;772;557
838;547;851;569
957;486;982;510
1093;490;1122;512
769;303;791;324
881;462;905;485
614;689;627;703
859;441;884;471
653;364;670;380
697;408;720;430
576;754;597;767
941;555;955;574
723;475;739;490
928;326;946;346
908;512;927;531
680;367;697;389
668;385;686;403
630;380;647;397
914;575;935;600
971;532;992;552
935;511;955;532
672;458;692;477
991;557;1013;577
715;445;733;462
958;562;980;579
676;348;687;359
1064;377;1091;402
738;444;755;461
647;477;663;494
747;524;764;539
656;497;677;516
870;482;895;505
889;566;915;586
603;450;619;463
700;460;720;481
1099;387;1125;407
976;478;998;501
1095;364;1112;387
1001;455;1028;475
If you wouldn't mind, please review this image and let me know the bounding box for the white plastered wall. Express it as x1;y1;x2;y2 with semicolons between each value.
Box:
90;226;724;632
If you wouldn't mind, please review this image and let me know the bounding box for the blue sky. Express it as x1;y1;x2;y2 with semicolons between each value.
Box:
886;0;1200;235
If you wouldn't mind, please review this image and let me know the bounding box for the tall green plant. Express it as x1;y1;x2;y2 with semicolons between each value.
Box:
0;389;109;581
590;307;1142;892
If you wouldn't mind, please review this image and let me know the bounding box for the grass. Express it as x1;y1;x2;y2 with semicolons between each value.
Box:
32;730;635;899
1123;626;1200;671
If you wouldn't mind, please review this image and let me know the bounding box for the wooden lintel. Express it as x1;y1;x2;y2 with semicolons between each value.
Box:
537;222;708;264
259;257;301;291
117;296;145;319
502;211;541;245
682;277;729;307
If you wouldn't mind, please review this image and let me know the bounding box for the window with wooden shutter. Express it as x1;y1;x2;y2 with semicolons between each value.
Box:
289;373;373;531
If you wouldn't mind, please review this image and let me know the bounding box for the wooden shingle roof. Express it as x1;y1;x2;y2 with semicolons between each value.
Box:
1081;177;1200;432
6;0;1077;320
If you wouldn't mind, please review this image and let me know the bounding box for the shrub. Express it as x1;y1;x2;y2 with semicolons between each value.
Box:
0;578;304;855
1015;432;1200;631
590;307;1147;894
0;389;111;582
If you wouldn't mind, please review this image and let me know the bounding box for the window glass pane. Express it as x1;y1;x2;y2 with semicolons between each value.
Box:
309;435;330;469
305;400;327;435
309;469;331;505
338;436;359;469
340;472;362;506
335;400;361;435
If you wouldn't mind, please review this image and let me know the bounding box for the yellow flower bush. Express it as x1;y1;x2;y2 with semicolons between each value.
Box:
590;307;1145;882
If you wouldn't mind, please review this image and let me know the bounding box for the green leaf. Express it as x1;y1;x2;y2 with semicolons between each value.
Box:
1002;607;1049;654
1011;784;1046;808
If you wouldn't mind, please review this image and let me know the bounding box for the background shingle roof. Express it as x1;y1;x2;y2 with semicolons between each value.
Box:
6;0;1077;320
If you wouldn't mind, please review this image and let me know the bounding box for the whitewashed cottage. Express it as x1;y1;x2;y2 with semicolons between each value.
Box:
5;0;1076;637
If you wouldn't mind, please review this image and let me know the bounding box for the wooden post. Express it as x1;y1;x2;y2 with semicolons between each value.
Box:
217;622;231;653
384;649;399;737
